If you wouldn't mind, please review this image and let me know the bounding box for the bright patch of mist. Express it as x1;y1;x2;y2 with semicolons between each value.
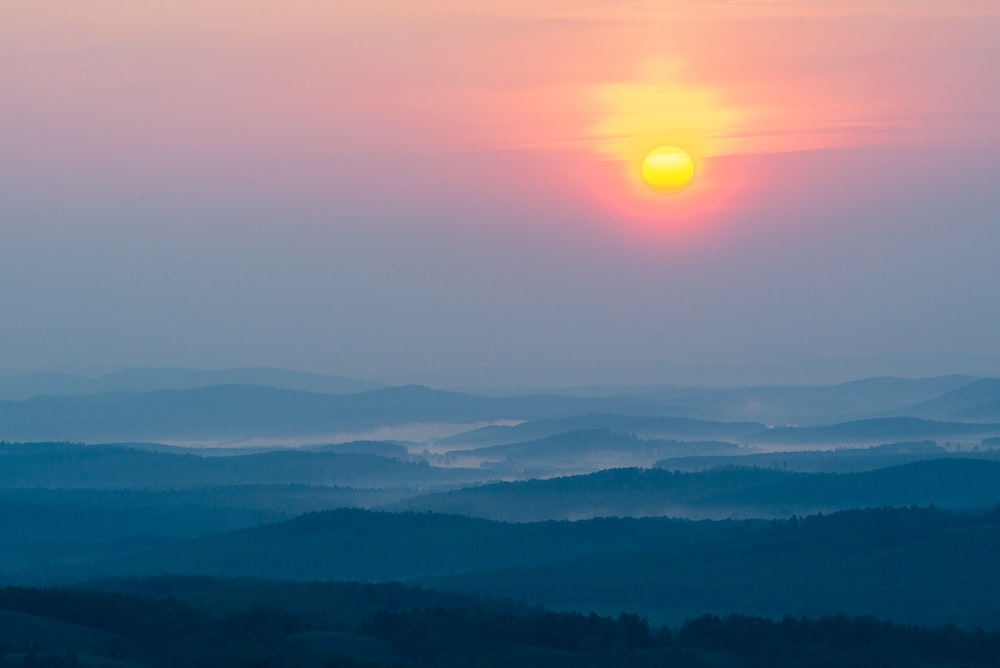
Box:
150;420;524;450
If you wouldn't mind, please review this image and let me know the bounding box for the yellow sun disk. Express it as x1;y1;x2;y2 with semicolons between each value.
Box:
642;146;695;194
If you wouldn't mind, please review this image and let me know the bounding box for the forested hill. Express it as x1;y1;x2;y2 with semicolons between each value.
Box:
423;504;1000;627
895;377;1000;420
0;441;482;489
442;429;741;469
4;577;1000;668
747;417;1000;444
394;458;1000;520
10;505;998;628
439;414;765;447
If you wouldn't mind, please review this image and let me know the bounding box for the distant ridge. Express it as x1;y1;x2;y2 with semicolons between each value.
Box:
747;416;1000;444
442;428;741;472
962;399;1000;421
438;414;764;448
0;367;381;401
610;375;976;423
0;385;770;442
655;440;951;473
2;374;996;443
0;440;482;488
891;378;1000;421
0;384;556;441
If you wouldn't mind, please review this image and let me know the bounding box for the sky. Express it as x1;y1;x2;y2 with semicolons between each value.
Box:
2;0;1000;387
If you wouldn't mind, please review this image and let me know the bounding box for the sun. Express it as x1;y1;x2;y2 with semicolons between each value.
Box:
641;146;695;194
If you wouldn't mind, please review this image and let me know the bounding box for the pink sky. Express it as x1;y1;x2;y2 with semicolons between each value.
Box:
2;1;999;383
6;2;997;204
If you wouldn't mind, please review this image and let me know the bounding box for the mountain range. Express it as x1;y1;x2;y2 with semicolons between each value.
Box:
393;458;1000;521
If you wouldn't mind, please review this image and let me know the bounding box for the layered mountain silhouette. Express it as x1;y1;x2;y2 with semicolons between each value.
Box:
15;505;998;628
0;441;483;488
0;367;381;401
891;378;1000;421
393;458;1000;521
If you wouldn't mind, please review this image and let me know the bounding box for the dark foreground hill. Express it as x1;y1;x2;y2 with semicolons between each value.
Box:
5;578;1000;668
393;458;1000;521
9;505;1000;628
51;509;684;584
422;505;1000;627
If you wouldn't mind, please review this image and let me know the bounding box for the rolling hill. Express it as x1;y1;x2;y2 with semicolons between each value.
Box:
58;509;689;584
654;440;964;473
437;414;765;448
746;417;1000;445
423;505;1000;627
891;378;1000;421
440;429;742;472
613;375;976;423
393;458;1000;521
0;441;483;489
15;505;998;629
0;384;568;442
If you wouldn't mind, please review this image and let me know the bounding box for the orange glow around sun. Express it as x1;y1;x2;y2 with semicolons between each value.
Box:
588;62;746;166
574;61;755;234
